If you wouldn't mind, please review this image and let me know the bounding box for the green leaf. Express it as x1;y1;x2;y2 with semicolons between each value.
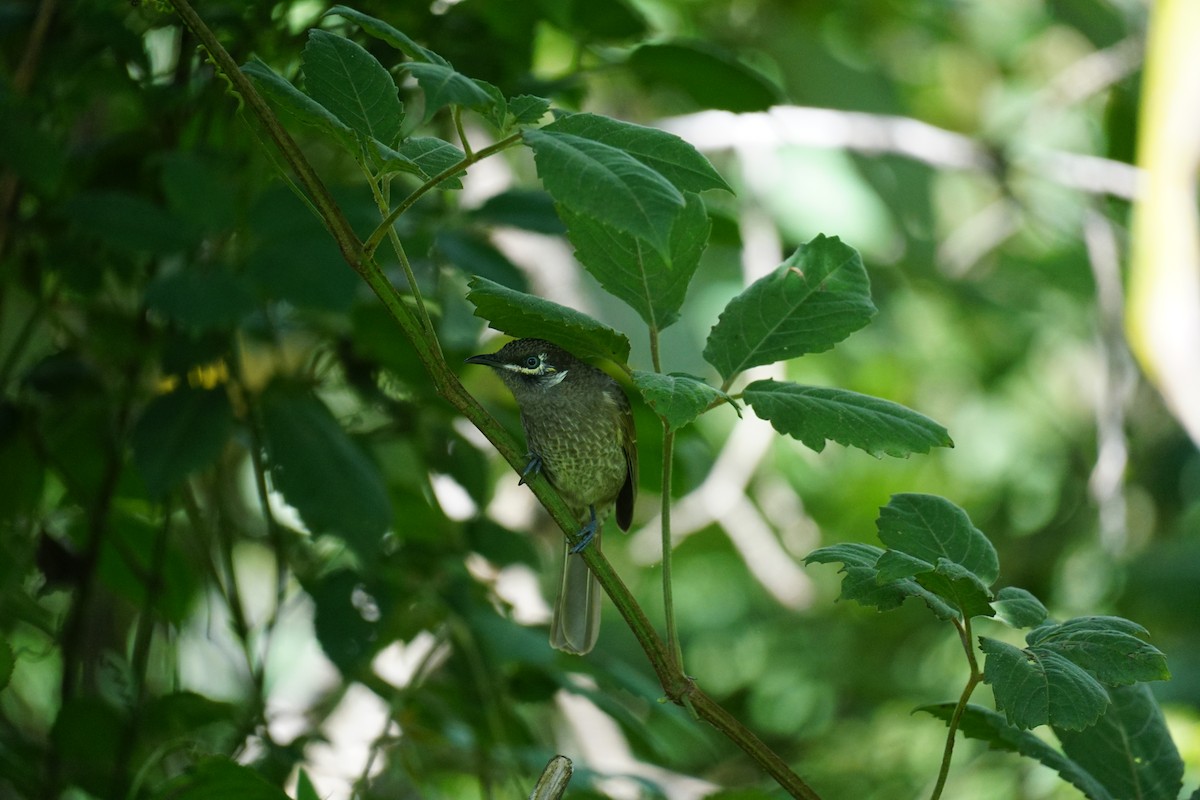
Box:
743;380;952;458
466;276;630;364
627;41;782;112
992;586;1049;628
1025;616;1170;685
545;113;731;194
152;757;290;800
242;58;357;152
563;192;709;330
876;554;994;618
876;493;999;585
405;62;501;118
374;136;466;188
131;388;235;498
507;95;551;125
323;6;449;65
919;704;1116;800
1054;684;1184;800
303;29;404;146
632;371;734;430
145;268;257;332
296;770;321;800
308;570;386;673
804;542;959;620
260;381;391;557
981;637;1110;731
523;126;684;254
703;235;875;380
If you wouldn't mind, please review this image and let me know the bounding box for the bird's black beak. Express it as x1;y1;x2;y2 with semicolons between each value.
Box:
465;353;497;366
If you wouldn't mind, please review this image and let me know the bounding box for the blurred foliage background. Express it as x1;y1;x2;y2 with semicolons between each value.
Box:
0;0;1197;798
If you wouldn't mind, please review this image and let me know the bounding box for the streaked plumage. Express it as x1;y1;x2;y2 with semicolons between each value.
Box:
466;338;637;654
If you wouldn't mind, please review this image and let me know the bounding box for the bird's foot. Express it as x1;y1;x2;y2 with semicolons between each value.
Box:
569;506;599;554
519;453;542;486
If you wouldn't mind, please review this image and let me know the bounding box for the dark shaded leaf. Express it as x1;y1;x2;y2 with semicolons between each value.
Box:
466;275;630;363
260;382;391;557
145;269;257;332
151;757;289;800
67;192;194;255
628;41;782;112
131;388;234;498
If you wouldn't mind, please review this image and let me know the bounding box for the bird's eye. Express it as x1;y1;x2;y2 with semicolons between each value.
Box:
524;356;540;369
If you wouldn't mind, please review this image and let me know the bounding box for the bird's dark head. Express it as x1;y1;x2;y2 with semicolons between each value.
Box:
465;338;576;397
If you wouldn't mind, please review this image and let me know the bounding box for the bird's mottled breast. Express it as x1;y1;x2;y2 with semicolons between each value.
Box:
518;368;630;516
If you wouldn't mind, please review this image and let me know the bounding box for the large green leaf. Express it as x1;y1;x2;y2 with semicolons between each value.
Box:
876;493;999;585
743;380;952;458
323;6;449;65
259;381;391;557
562;192;709;330
919;704;1115;800
523;126;684;254
303;29;404;146
241;58;357;153
1054;685;1184;800
151;757;290;800
632;371;733;430
131;387;235;498
627;41;782;112
981;637;1110;731
703;235;875;380
1025;616;1170;685
543;113;731;194
465;276;630;364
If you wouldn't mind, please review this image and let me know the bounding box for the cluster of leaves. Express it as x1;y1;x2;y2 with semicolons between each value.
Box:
809;493;1182;800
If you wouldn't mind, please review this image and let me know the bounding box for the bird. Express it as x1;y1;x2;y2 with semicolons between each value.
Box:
466;338;637;654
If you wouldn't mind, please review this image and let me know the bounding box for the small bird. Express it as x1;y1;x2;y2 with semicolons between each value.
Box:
466;338;637;654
